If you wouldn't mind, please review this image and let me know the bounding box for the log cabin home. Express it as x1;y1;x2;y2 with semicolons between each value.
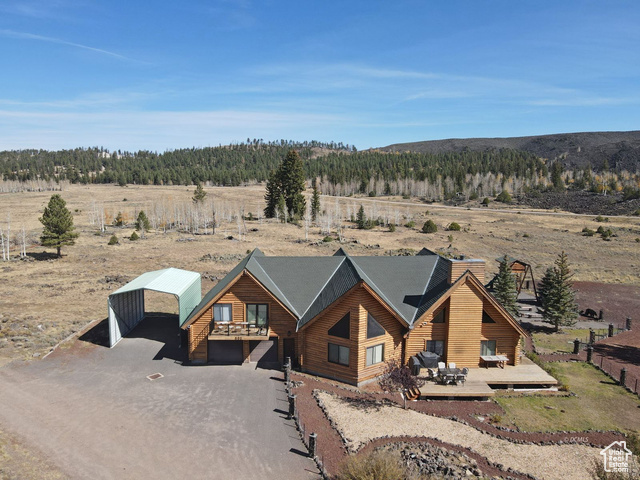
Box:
182;247;528;386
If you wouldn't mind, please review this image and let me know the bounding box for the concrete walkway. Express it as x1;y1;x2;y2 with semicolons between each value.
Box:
0;317;319;480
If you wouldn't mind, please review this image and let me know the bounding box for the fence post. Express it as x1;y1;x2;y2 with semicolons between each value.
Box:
620;368;627;387
589;329;595;345
309;432;317;458
608;323;614;337
284;356;291;386
573;338;581;354
288;393;296;420
626;318;632;331
586;346;593;363
599;310;604;320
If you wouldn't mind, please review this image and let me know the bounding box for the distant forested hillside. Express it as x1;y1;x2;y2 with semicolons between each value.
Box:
1;136;639;206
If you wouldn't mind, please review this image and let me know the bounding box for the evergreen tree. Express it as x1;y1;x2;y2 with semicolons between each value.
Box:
492;256;519;317
39;194;79;257
276;193;286;222
193;182;206;203
264;170;281;218
539;251;579;332
135;210;151;236
551;162;564;191
280;149;306;219
311;179;321;222
356;205;367;229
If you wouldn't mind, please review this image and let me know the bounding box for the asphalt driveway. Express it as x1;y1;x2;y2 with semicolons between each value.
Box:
0;316;319;480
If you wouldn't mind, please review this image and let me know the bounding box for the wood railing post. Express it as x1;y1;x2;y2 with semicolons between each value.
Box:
599;309;604;320
309;433;317;458
620;368;627;387
589;329;595;345
608;323;614;337
586;346;593;363
573;338;581;354
626;317;632;331
288;394;296;420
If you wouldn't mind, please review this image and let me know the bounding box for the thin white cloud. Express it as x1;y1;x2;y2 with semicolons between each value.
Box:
528;97;639;107
0;29;135;62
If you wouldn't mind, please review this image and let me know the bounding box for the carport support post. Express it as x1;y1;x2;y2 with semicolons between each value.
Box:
589;329;595;345
586;346;593;363
620;368;627;387
573;339;581;354
288;394;296;420
608;323;614;337
308;433;317;458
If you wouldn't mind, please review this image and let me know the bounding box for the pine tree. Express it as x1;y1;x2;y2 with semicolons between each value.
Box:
135;210;151;236
540;251;579;332
276;194;286;223
492;255;519;317
193;182;206;203
264;170;281;218
356;205;367;229
39;194;79;257
422;219;437;233
311;179;321;222
280;149;306;219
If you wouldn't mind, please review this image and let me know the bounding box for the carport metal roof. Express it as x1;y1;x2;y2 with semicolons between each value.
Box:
108;268;201;347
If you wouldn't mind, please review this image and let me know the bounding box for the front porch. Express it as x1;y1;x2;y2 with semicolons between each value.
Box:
418;357;557;399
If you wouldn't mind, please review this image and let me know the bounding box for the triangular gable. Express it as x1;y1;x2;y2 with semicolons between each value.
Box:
410;270;528;338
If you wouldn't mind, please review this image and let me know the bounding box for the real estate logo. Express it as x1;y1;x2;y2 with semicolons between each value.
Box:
600;441;633;473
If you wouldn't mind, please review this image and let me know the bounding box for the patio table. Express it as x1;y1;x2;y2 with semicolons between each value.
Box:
437;367;461;384
480;355;509;368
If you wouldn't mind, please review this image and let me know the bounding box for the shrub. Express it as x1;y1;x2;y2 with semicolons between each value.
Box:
523;233;530;238
601;228;613;240
108;235;119;245
469;192;479;200
447;234;453;243
388;224;396;232
447;222;461;231
402;193;410;199
322;235;333;243
633;208;640;216
368;191;376;197
496;190;512;203
422;219;437;233
596;226;605;234
404;220;415;228
481;197;491;205
337;451;405;480
114;212;124;227
595;215;609;223
582;227;595;236
636;238;640;243
129;231;140;241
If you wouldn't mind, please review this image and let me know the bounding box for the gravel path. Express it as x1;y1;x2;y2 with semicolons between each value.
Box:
318;391;602;480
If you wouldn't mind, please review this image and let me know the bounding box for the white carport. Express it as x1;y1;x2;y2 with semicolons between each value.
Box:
108;268;201;348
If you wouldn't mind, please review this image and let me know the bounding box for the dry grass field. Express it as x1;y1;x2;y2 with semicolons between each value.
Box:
1;183;639;365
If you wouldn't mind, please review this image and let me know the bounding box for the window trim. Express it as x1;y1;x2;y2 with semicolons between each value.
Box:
365;343;384;367
246;303;268;327
328;343;349;366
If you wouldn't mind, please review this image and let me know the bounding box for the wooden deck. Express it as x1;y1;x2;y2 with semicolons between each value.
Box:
418;357;557;399
208;326;271;341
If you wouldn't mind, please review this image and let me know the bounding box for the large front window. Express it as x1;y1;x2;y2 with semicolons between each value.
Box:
481;340;497;356
366;344;384;366
328;343;349;366
246;304;268;327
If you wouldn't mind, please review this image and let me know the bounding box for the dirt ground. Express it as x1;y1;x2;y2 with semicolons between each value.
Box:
1;183;639;365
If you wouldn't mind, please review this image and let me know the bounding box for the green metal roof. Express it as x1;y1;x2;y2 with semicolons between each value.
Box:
185;248;452;330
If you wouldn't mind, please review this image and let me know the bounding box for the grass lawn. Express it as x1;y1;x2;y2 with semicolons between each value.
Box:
495;362;640;435
532;328;592;353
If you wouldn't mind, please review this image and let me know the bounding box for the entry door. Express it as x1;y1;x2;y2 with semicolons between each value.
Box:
283;338;296;367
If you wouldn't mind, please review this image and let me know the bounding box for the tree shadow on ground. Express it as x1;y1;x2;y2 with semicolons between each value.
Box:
26;251;59;261
594;343;640;367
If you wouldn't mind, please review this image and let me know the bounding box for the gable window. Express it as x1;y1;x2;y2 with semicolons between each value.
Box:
426;340;444;357
366;313;385;339
328;343;349;366
432;308;446;323
481;340;497;356
328;313;350;339
246;304;268;327
366;344;384;366
213;304;232;322
482;311;496;323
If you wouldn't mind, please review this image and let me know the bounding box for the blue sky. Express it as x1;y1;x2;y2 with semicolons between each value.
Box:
0;1;638;151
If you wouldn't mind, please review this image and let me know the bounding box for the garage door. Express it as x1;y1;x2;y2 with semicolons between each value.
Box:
249;339;278;366
208;341;243;364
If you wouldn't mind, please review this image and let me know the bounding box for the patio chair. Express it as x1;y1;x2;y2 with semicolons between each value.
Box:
455;373;466;385
448;362;456;369
461;367;469;375
444;373;455;385
437;361;446;370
